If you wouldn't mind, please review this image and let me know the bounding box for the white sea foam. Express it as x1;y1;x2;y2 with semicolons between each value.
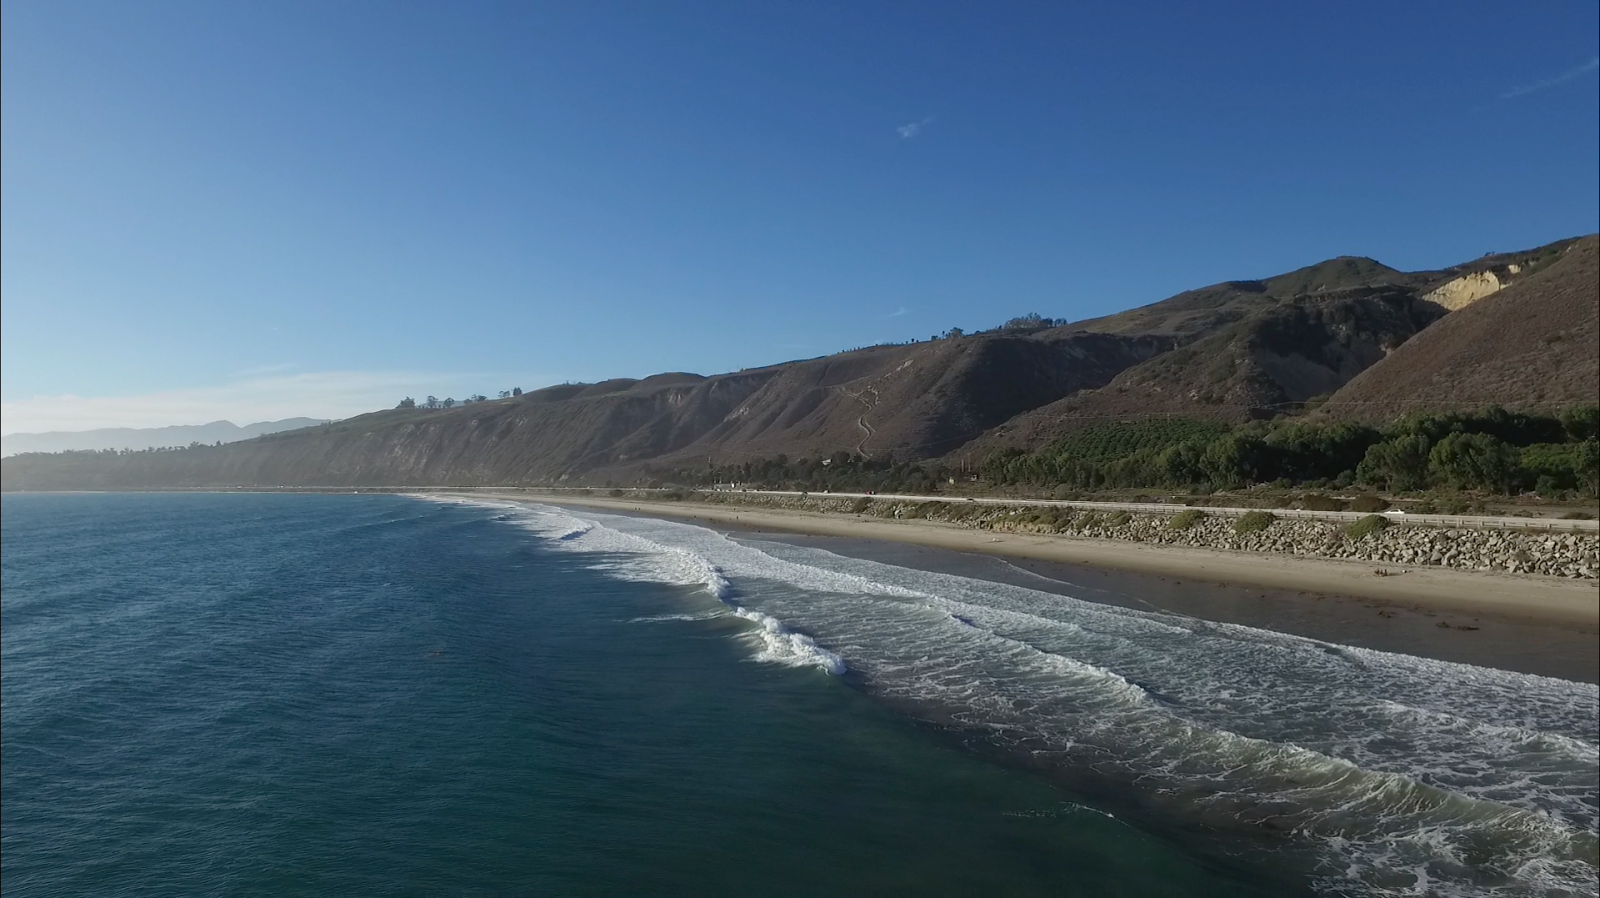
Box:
627;611;729;624
419;496;1600;896
731;606;847;675
490;504;848;675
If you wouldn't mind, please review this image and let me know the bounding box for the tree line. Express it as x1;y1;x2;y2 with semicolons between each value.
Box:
981;407;1599;498
667;406;1599;500
396;388;523;409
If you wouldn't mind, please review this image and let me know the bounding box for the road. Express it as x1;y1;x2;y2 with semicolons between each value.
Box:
688;489;1600;534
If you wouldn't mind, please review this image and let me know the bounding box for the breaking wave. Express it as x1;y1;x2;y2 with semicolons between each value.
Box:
416;495;1600;896
448;500;850;676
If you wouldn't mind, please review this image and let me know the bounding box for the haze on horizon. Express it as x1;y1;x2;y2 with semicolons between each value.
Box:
3;0;1597;436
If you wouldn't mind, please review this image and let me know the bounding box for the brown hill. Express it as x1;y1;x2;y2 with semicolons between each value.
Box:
5;235;1592;491
0;371;773;490
1;330;1160;490
640;331;1163;466
962;285;1448;455
1061;256;1417;339
1316;235;1599;420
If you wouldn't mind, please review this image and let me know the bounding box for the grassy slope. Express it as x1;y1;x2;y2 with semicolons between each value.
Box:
1318;235;1599;420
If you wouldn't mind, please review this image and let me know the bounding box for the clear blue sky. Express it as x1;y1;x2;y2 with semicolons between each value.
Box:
4;0;1597;432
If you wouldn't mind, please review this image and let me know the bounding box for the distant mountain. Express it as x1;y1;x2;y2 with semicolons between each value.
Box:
1317;235;1599;420
4;234;1594;491
1;418;327;457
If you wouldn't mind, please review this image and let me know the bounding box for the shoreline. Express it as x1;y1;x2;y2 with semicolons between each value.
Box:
469;492;1600;632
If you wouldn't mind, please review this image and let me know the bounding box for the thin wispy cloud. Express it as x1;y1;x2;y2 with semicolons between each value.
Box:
235;362;298;377
896;117;935;139
0;369;554;435
883;306;910;318
1501;57;1599;99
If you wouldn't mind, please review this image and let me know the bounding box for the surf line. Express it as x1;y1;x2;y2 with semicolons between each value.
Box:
674;547;849;677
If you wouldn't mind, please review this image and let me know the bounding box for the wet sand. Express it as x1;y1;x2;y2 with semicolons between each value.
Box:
460;493;1600;682
748;532;1600;684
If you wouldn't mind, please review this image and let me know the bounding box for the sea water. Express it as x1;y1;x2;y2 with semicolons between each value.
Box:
2;493;1595;896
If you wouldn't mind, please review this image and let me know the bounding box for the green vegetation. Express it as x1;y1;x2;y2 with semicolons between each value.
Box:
980;406;1599;499
1302;494;1345;511
1345;514;1389;540
1233;511;1276;535
850;496;873;513
1169;509;1206;530
688;451;943;495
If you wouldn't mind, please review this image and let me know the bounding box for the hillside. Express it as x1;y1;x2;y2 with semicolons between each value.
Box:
960;285;1448;455
1317;235;1599;420
1060;256;1417;339
638;331;1163;467
959;237;1590;456
0;331;1160;490
5;235;1594;491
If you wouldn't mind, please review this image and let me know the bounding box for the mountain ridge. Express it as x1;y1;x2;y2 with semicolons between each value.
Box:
5;234;1594;490
1;418;328;457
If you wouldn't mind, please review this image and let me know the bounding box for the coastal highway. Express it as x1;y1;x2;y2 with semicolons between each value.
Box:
476;487;1599;534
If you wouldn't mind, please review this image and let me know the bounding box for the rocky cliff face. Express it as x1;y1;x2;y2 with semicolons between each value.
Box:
1422;270;1507;311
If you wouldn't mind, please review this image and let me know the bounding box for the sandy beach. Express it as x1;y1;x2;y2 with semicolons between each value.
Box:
464;492;1600;631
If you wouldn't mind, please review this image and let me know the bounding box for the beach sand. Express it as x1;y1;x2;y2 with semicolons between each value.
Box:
457;492;1600;681
485;494;1598;624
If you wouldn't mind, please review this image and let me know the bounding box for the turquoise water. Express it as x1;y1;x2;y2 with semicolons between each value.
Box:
3;493;1596;896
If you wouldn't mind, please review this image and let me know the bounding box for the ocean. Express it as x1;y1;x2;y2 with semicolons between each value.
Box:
2;492;1595;896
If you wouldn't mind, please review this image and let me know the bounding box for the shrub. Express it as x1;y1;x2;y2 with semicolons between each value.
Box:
1302;494;1346;511
1356;435;1431;492
1107;512;1132;527
1169;509;1206;530
1233;510;1276;535
1344;514;1389;540
607;488;624;497
1074;511;1101;530
661;489;688;501
1516;442;1584;492
1349;496;1391;513
1429;432;1518;493
850;497;873;513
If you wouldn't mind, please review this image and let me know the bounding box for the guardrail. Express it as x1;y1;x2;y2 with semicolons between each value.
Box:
685;489;1600;534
